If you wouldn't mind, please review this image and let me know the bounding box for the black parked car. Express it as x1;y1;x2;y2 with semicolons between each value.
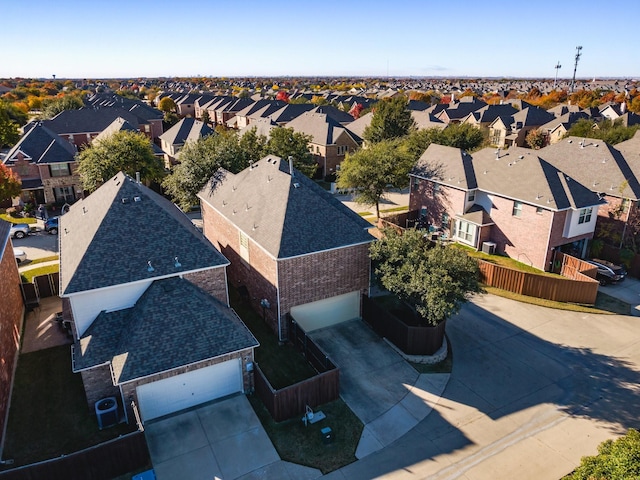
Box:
585;258;627;285
44;217;59;235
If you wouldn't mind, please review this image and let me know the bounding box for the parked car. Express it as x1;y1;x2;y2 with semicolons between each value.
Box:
45;217;59;235
13;248;26;264
10;223;30;239
585;258;627;285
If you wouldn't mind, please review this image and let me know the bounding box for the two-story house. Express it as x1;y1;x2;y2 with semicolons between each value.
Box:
198;156;374;340
62;172;258;424
410;143;606;270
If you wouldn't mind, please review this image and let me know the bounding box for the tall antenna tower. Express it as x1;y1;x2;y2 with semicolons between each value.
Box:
570;46;582;93
553;61;561;89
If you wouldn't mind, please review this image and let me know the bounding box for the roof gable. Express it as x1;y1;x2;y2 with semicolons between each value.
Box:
60;172;228;295
198;156;373;258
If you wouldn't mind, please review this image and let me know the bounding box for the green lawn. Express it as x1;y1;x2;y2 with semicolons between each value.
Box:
248;395;362;474
3;346;135;466
0;214;37;225
229;286;317;390
454;243;562;277
21;264;59;283
25;255;59;266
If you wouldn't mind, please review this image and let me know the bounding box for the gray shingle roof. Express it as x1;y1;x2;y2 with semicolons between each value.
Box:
159;118;214;146
286;112;360;146
74;276;258;383
60;172;228;295
413;143;605;211
198;156;374;259
92;117;138;144
36;107;146;135
3;123;76;166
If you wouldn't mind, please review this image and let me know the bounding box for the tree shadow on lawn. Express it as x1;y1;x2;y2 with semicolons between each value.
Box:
338;294;640;477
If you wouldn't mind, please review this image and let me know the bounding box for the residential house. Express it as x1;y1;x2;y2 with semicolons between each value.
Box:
87;94;164;140
411;111;447;131
198;156;374;340
158;118;214;166
409;143;605;270
62;172;258;424
538;111;590;145
434;97;487;124
212;97;255;126
345;111;373;139
286;112;361;177
234;100;284;130
488;106;555;148
3;122;82;206
0;220;24;451
33;107;158;149
308;105;354;125
267;104;315;126
238;117;278;139
460;104;518;129
175;93;204;117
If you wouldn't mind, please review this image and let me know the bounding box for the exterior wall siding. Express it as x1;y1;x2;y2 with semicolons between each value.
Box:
409;179;466;229
80;365;121;411
0;240;25;448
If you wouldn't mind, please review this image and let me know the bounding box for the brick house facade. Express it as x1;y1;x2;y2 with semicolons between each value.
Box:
199;155;374;340
409;144;605;271
0;223;25;451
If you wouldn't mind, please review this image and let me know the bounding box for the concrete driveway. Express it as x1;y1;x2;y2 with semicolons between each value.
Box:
325;293;640;479
145;394;321;480
599;276;640;315
310;320;449;458
10;219;58;260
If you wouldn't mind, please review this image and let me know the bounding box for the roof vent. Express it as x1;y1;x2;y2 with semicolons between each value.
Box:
483;170;488;174
147;261;154;272
568;139;572;143
174;256;181;267
519;155;524;159
602;158;606;163
293;182;300;189
82;206;87;214
121;197;129;204
134;196;141;202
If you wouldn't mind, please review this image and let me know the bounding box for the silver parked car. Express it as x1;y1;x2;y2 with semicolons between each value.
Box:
10;223;30;239
13;248;27;264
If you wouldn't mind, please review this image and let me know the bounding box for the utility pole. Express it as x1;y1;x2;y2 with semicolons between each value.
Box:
553;61;561;90
570;46;582;93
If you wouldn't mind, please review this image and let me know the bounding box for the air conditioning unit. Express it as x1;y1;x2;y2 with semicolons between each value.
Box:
95;397;119;430
482;242;496;255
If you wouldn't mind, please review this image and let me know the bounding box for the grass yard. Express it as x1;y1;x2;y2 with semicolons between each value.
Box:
0;214;37;225
248;395;362;474
228;286;316;390
21;264;59;283
25;255;59;266
3;346;135;467
454;243;562;277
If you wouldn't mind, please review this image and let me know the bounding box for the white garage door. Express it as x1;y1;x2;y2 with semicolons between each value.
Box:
136;359;242;422
290;291;360;332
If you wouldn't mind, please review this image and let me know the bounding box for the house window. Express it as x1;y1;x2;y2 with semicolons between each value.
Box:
491;129;501;145
53;186;75;203
578;207;592;224
413;178;420;191
337;145;347;155
536;207;544;214
455;220;476;245
50;163;70;177
621;198;630;213
420;206;427;218
512;201;523;217
239;231;250;263
144;125;150;132
434;184;441;193
442;213;449;227
467;191;475;202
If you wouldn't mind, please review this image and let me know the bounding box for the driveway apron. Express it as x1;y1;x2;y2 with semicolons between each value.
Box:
144;394;321;480
310;319;449;458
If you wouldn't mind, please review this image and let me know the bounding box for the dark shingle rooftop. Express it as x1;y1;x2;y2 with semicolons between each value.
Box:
74;277;258;383
198;156;374;259
60;172;228;295
3;123;76;166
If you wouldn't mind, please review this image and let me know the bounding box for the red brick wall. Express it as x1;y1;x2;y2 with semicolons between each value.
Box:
409;179;465;228
0;239;25;448
201;201;371;339
278;244;370;337
183;267;229;305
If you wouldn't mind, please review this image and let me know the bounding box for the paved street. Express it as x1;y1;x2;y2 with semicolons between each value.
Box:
325;293;640;479
11;219;58;261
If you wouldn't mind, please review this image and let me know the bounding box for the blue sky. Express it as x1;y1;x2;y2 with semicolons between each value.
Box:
2;0;637;79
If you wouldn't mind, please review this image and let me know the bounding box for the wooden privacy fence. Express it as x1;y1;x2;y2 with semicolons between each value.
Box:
253;364;339;423
478;255;598;304
0;431;150;480
362;296;446;355
20;272;59;308
288;316;336;373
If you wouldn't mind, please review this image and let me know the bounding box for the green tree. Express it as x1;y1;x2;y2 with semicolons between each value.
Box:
525;128;545;150
201;110;210;125
41;95;84;118
363;96;415;144
163;112;179;128
77;131;164;192
0;163;22;201
370;228;481;327
566;118;640;145
0;99;28;126
265;127;316;177
403;124;486;162
567;429;640;480
0;106;20;147
158;96;176;113
336;139;414;218
162;131;253;210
